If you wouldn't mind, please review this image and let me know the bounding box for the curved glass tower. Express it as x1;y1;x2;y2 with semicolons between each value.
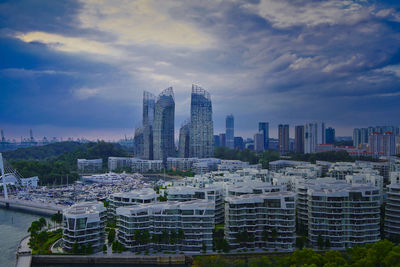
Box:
153;87;175;163
178;119;190;158
190;84;214;158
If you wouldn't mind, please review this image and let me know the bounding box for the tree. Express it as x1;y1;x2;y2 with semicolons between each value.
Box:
262;229;269;247
325;238;331;249
202;242;207;253
178;229;185;243
317;235;324;250
296;236;305;250
108;228;116;244
86;243;94;255
271;228;278;249
72;242;79;254
102;244;107;254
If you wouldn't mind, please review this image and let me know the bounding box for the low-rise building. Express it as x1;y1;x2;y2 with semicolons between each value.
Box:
116;200;214;252
77;159;103;173
62;201;106;252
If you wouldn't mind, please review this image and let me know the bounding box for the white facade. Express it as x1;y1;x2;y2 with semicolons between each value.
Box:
108;157;131;171
116;200;214;252
304;122;325;154
225;192;296;250
167;186;224;224
62;201;106;252
109;188;157;217
77;159;103;173
167;157;198;171
385;184;400;239
306;183;380;249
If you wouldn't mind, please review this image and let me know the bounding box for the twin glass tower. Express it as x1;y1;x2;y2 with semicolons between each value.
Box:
134;85;214;164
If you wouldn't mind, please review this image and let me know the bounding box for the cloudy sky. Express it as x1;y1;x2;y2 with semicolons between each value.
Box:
1;0;400;141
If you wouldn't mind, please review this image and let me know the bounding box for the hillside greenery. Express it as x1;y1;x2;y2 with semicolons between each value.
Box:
192;240;400;267
5;141;129;185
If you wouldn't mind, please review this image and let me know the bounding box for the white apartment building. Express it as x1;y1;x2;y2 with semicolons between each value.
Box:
167;157;198;171
218;160;250;172
131;158;163;173
307;183;380;249
62;201;106;252
167;186;224;224
225;192;296;250
385;184;400;239
269;160;309;172
227;183;284;197
116;200;214;252
108;188;157;217
390;171;400;184
77;159;103;173
108;157;131;171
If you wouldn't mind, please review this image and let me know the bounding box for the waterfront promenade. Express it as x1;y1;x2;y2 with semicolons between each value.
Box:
15;235;31;267
0;197;64;215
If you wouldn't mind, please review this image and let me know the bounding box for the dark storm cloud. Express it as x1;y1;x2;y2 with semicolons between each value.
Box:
1;0;400;138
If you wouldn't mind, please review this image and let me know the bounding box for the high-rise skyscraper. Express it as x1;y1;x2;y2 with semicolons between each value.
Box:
369;132;396;156
134;127;144;158
258;122;269;150
214;135;220;147
234;136;244;150
304;122;325;153
189;85;214;158
294;125;305;154
143;91;156;159
178;120;190;158
226;114;234;149
254;132;264;152
278;124;289;154
325;127;335;144
153;87;175;163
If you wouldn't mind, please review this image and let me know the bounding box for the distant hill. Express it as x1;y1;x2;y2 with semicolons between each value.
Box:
3;141;84;161
3;141;130;186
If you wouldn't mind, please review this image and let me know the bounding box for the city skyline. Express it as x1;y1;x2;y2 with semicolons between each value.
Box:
1;1;400;140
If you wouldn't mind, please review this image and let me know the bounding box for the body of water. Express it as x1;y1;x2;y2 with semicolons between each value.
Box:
0;207;42;267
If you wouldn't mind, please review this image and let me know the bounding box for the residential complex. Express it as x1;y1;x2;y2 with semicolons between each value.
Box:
77;159;103;173
190;85;214;158
116;200;215;252
62;201;107;252
108;188;157;217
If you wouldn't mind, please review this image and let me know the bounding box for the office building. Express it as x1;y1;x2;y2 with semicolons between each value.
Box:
225;192;296;250
189;85;214;158
254;132;264;152
62;202;106;253
304;122;325;153
178;120;190;158
325;127;335;144
259;122;269;150
116;200;214;252
226;114;234;149
294;125;305;154
278;124;289;154
153;87;175;163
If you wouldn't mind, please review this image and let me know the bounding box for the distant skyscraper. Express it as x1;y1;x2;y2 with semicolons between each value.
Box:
254;132;264;152
369;132;396;156
1;129;5;143
258;122;269;150
304;122;325;153
153;87;175;163
214;135;220;147
178;120;190;158
234;136;244;150
189;85;214;158
294;125;304;154
325;127;335;144
134;127;144;158
226;114;234;149
143;91;156;159
29;129;34;142
278;124;289;154
219;133;226;147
